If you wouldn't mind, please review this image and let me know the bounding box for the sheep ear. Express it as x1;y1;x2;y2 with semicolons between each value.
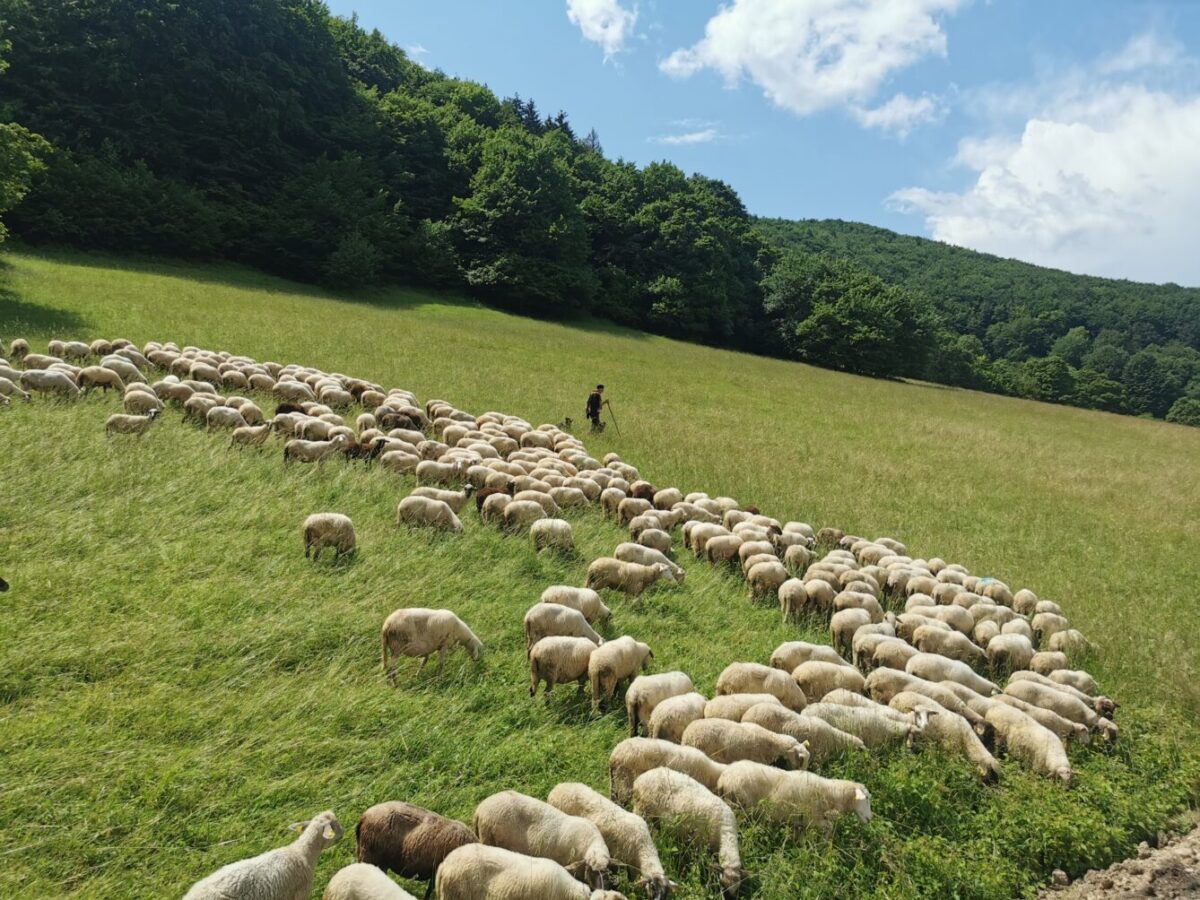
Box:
287;821;308;832
854;787;867;801
322;824;337;840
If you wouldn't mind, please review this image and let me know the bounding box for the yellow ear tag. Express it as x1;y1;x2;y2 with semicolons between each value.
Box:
323;825;336;840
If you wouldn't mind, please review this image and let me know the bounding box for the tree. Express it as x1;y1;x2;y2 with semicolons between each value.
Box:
1166;397;1200;427
1022;355;1075;403
1051;326;1091;367
1081;343;1129;380
0;38;49;244
1071;369;1126;413
1123;349;1182;418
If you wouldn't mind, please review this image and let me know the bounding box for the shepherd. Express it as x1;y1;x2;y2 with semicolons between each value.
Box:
585;384;606;433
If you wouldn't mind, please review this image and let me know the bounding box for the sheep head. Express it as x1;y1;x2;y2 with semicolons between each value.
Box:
852;784;873;823
289;810;343;846
720;864;748;898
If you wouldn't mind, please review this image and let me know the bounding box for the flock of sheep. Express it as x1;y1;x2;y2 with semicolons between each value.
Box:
2;334;1116;900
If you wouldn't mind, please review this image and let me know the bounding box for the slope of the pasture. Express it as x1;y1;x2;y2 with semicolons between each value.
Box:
1;249;1197;899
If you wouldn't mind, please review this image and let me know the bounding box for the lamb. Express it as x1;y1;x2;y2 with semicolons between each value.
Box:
586;558;676;596
530;636;598;699
802;701;928;750
770;641;853;673
380;607;483;681
77;365;125;392
322;863;416;899
540;586;612;624
435;844;626;900
105;409;161;436
986;633;1035;674
19;368;80;399
590;636;653;714
741;702;867;765
905;653;999;696
473;791;612;889
682;718;810;769
231;421;276;448
302;513;356;561
524;604;603;654
608;738;728;805
531;518;576;554
648;692;708;743
887;692;1001;781
791;660;866;702
983;703;1072;783
354;801;476;899
410;485;476;514
715;662;807;711
397;496;464;533
546;783;677;900
630;769;746;899
284;434;351;464
717;761;872;838
626;671;695;736
614;543;685;582
182;810;343;900
911;626;988;671
747;560;788;600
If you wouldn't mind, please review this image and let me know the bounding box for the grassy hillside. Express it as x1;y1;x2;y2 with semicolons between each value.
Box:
1;249;1198;899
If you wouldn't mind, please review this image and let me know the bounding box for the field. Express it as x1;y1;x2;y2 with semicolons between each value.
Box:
1;248;1198;899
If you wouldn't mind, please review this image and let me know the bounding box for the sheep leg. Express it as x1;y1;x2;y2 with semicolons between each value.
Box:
436;647;446;674
423;879;435;900
417;655;429;674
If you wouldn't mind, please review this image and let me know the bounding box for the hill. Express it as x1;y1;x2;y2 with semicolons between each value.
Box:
1;249;1198;899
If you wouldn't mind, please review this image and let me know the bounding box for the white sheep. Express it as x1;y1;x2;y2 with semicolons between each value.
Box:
0;375;30;401
19;368;80;399
546;782;677;900
105;409;161;436
625;671;695;737
283;435;350;463
986;633;1035;674
682;718;810;769
302;513;356;561
747;560;788;600
631;768;746;899
715;662;807;711
608;738;728;806
717;760;872;838
540;586;612;624
77;365;125;392
207;405;248;430
435;844;626;900
741;702;867;765
586;558;676;596
888;692;1002;781
410;486;476;514
769;641;851;673
182;810;343;900
613;543;685;582
589;636;653;714
801;701;927;750
473;791;612;889
321;863;416;899
531;518;575;554
911;626;988;671
380;608;482;681
397;496;464;533
231;422;276;448
524;604;603;654
530;636;598;699
648;692;708;743
983;703;1073;783
905;653;999;696
791;660;866;703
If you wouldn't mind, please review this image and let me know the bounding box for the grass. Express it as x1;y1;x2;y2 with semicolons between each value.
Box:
1;247;1198;899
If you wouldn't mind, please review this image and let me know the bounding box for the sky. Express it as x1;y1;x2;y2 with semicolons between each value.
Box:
325;0;1200;287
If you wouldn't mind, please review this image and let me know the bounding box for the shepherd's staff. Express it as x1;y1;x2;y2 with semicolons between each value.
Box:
604;399;622;435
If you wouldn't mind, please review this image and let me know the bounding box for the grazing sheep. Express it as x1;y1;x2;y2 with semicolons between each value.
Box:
302;513;356;561
865;669;992;740
105;409;161;436
473;791;611;889
803;700;927;750
626;672;695;737
791;661;866;703
715;662;807;712
906;654;999;696
540;586;612;624
9;338;29;360
1032;612;1071;646
77;365;125;392
530;636;598;699
747;560;788;600
830;609;872;657
637;528;672;555
618;498;653;526
1048;628;1093;658
182;810;343;900
778;579;813;624
531;518;575;554
986;633;1035;674
503;499;547;531
614;543;685;582
354;801;476;898
123;389;163;415
586;558;676;597
682;718;810;769
992;694;1091;746
589;636;653;714
547;783;677;900
648;692;708;743
741;703;867;765
380;608;482;681
416;459;467;487
284;435;351;464
1048;669;1100;697
207;405;248;430
410;485;476;514
524;604;602;654
0;376;30;401
322;863;416;900
397;496;464;533
983;703;1072;783
435;844;626;900
1004;680;1118;741
231;421;275;448
717;761;872;838
631;769;746;899
608;738;728;806
770;641;852;673
19;369;80;399
1031;651;1069;675
888;692;1001;781
912;626;988;670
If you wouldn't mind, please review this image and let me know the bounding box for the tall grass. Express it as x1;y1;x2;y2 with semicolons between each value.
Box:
1;248;1197;899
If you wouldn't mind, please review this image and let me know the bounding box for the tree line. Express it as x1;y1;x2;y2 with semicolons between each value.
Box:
0;0;1196;427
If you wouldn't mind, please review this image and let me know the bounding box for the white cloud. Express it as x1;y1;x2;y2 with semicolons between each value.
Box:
567;0;638;59
649;128;720;145
659;0;964;117
853;92;943;138
891;80;1200;284
406;44;430;69
1099;32;1184;74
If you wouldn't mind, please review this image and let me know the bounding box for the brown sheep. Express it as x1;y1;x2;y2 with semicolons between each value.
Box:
356;801;477;899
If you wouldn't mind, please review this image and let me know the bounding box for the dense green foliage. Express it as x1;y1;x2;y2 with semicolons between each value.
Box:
0;36;47;244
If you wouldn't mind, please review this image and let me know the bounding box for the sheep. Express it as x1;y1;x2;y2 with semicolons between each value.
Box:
232;421;276;448
783;544;814;574
410;485;476;514
983;703;1072;783
514;490;562;517
205;404;247;430
473;791;612;890
435;844;626;900
803;700;928;750
618;497;653;526
380;608;482;681
19;369;80;399
1048;669;1100;696
636;528;672;555
416;459;467;487
800;577;836;612
9;337;29;360
354;801;476;899
887;692;1001;781
589;636;653;714
830;609;872;656
0;375;30;401
905;653;999;696
717;761;872;838
1048;628;1093;658
715;662;807;712
682;718;810;770
540;586;612;624
600;488;627;518
864;668;993;740
778;579;814;624
502;499;547;531
480;492;511;525
284;435;351;464
302;513;356;561
791;660;866;703
648;692;708;743
123;389;163;415
322;863;417;899
613;543;685;582
524;604;603;655
1032;612;1071;646
986;633;1035;674
631;769;745;899
992;694;1091;746
182;810;343;900
21;351;62;370
608;738;729;805
1031;651;1069;675
741;702;867;765
397;496;464;533
547;783;677;900
626;672;695;737
1004;680;1118;741
770;641;852;673
105;409;161;436
77;365;124;392
912;626;988;671
586;558;676;597
530;636;598;699
747;560;788;600
531;518;575;554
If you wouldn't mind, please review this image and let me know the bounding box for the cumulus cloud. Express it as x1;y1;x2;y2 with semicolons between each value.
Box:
1099;32;1184;74
649;128;720;145
853;92;943;138
891;69;1200;284
567;0;638;59
659;0;964;117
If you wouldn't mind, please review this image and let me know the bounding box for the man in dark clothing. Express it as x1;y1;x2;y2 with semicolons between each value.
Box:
586;384;605;432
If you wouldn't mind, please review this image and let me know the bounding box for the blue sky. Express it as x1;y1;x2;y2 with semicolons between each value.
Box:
326;0;1200;286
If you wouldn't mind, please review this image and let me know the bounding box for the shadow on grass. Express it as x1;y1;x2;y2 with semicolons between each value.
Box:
0;285;91;335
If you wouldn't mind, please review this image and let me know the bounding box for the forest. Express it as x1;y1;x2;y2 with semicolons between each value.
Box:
0;0;1197;425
